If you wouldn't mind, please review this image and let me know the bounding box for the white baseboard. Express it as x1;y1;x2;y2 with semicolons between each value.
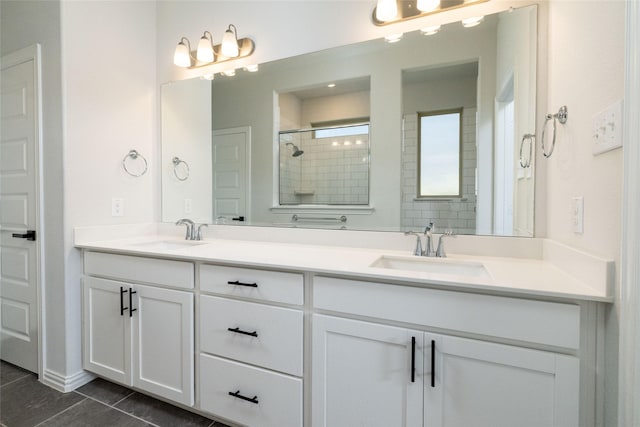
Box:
41;368;95;393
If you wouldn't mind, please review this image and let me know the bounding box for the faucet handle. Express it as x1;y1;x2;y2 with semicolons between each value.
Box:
175;218;195;240
404;231;423;256
196;223;208;241
436;230;456;258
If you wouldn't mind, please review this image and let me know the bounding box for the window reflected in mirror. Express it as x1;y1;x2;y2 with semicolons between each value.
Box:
418;109;462;198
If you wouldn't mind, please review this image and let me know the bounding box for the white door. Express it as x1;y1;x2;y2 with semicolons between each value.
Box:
132;284;194;406
0;45;42;373
424;333;579;427
82;277;132;385
312;315;424;427
212;127;250;223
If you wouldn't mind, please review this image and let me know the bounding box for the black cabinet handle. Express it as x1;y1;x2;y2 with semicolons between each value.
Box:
232;216;245;222
227;280;258;288
227;327;258;338
129;289;137;317
12;230;36;241
431;339;435;388
228;390;259;404
411;336;416;383
120;287;128;316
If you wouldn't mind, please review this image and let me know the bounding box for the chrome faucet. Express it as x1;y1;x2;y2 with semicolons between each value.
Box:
423;222;435;257
175;219;195;240
436;230;456;258
195;223;208;240
404;231;423;256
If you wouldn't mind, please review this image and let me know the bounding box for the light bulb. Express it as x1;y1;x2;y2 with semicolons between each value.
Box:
173;39;192;68
221;25;239;57
417;0;440;12
375;0;397;22
196;32;214;63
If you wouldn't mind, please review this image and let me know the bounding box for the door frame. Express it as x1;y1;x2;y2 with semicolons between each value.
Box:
1;44;44;376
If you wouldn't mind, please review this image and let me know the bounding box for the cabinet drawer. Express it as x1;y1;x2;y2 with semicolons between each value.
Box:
84;252;194;289
200;295;303;376
199;354;302;427
314;276;581;349
199;264;303;305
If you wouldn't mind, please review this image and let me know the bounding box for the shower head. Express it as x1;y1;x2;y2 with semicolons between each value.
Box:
286;142;304;157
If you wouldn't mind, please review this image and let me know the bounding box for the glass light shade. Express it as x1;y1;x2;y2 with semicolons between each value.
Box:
461;16;485;27
375;0;397;22
384;33;403;43
417;0;440;12
196;35;215;63
221;28;239;57
173;41;192;68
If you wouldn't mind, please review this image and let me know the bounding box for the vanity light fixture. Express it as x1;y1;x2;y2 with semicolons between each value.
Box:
420;25;441;35
384;33;404;43
461;16;485;27
372;0;488;26
173;24;255;69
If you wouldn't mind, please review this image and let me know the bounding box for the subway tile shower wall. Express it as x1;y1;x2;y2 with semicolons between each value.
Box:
401;109;477;234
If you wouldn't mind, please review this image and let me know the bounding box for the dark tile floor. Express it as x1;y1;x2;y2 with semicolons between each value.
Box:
0;361;230;427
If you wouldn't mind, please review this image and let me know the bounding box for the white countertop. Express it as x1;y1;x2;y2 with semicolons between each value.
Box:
74;225;614;303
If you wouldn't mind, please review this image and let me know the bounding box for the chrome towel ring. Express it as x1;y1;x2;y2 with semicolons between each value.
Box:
541;105;568;158
519;133;535;168
122;149;148;177
172;157;190;181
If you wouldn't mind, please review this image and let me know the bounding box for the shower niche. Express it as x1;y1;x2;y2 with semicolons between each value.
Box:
278;124;370;205
277;76;371;206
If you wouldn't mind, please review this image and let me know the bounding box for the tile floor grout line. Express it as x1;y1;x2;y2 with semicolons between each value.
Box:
32;397;88;427
109;390;137;407
0;372;33;389
74;392;163;427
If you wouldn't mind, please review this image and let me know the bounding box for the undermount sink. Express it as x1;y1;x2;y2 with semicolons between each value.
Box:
130;240;209;251
370;255;491;279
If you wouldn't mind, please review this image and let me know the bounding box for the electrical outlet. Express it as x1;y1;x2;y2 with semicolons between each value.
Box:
184;198;192;214
112;198;124;217
592;100;623;155
572;196;584;234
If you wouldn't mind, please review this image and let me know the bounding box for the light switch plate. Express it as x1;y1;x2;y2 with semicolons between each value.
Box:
592;100;623;155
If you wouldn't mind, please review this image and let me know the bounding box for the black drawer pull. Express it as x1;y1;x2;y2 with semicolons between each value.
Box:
120;287;128;316
227;280;258;288
227;327;258;338
431;339;436;388
129;289;137;317
228;390;259;404
411;336;416;383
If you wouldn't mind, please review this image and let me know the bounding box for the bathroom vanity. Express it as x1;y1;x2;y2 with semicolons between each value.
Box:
75;224;612;427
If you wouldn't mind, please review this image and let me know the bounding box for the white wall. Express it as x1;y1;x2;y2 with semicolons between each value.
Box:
544;2;625;424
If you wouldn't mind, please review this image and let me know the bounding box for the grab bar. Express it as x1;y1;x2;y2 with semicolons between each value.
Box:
291;214;347;223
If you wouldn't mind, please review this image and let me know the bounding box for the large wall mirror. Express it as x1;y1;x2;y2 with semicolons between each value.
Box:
161;4;537;236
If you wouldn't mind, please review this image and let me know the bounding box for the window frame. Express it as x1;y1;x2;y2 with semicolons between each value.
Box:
416;108;464;199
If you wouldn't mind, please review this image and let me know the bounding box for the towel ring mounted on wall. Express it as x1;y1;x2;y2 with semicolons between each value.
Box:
172;157;190;181
122;149;148;177
541;105;568;158
519;133;535;168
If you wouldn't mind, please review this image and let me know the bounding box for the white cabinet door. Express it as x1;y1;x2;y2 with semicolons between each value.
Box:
424;333;579;427
82;277;132;385
132;284;194;406
312;315;424;427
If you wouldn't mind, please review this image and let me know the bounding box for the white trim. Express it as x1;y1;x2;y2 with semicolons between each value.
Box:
42;368;95;393
618;1;640;425
1;44;45;379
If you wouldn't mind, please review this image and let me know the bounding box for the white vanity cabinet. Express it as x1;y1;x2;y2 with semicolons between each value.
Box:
198;264;304;427
82;252;195;406
312;276;582;427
